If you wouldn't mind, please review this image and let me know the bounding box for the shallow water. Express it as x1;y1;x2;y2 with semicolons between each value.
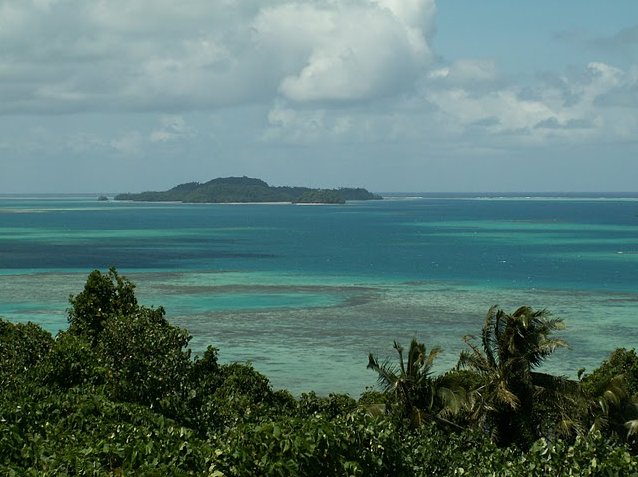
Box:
1;195;637;395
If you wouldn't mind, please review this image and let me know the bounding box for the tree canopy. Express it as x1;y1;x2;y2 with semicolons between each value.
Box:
115;176;382;204
1;269;637;475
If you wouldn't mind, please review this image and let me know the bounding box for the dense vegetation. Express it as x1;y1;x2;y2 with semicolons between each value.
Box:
2;269;638;475
294;189;346;204
115;177;382;204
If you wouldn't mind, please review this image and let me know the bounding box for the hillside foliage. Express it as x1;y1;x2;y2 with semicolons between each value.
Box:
115;176;382;204
1;268;637;475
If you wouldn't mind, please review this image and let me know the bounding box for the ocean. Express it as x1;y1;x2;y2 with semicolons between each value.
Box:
1;194;637;395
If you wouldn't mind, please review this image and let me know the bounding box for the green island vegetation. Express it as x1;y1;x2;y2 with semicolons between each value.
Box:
114;177;382;204
294;189;346;204
2;268;638;475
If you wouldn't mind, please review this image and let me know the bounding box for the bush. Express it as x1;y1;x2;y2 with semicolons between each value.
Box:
296;392;358;419
39;331;103;390
582;348;638;396
210;411;404;477
0;389;212;475
67;268;138;343
96;307;192;409
0;319;53;392
4;271;638;475
199;362;294;433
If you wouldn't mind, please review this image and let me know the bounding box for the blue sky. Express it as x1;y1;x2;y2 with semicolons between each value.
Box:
0;0;636;193
436;1;637;74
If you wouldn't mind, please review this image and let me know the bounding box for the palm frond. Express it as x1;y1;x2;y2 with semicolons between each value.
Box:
482;306;499;368
367;353;401;394
531;371;579;396
393;341;406;376
625;419;638;437
436;384;469;417
423;345;443;372
555;414;582;438
495;380;519;409
458;338;491;374
590;415;608;434
369;337;453;427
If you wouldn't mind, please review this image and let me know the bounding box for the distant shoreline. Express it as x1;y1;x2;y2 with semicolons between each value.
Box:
2;192;638;200
114;176;383;204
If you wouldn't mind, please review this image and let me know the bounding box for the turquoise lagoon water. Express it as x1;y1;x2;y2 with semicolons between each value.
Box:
1;194;637;395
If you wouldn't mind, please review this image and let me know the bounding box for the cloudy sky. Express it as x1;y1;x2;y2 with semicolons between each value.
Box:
1;0;637;193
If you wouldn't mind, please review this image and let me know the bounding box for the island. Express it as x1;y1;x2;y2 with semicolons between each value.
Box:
114;176;382;204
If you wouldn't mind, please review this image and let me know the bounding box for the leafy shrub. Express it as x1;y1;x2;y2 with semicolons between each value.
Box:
210;411;403;477
578;348;638;446
296;392;358;419
4;271;638;476
96;307;192;409
0;389;212;476
67;268;138;343
582;348;638;396
199;362;294;433
0;318;53;391
38;331;104;390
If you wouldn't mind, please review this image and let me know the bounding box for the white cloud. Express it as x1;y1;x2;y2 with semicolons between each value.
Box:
264;102;357;143
263;58;638;152
269;1;434;102
419;61;638;146
0;1;636;194
375;0;436;26
66;132;106;153
0;0;436;113
429;59;498;84
150;115;195;142
65;129;145;157
110;131;144;157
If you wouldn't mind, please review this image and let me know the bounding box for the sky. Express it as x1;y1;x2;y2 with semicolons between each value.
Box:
1;0;637;193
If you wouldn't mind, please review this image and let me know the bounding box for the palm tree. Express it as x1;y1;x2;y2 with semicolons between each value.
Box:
457;305;576;447
368;338;466;427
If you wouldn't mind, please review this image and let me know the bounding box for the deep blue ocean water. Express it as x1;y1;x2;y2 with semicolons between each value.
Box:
1;194;637;394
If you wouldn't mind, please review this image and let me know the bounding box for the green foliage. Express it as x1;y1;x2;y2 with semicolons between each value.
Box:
294;189;345;204
582;348;638;397
337;188;382;201
0;318;53;392
184;183;293;203
65;268;193;412
455;432;638;476
184;346;223;424
210;412;404;477
0;388;212;476
458;305;575;447
2;271;638;475
579;348;638;445
358;388;388;406
399;424;638;476
400;423;506;476
296;392;358;419
68;267;139;343
114;176;381;204
368;338;466;428
96;308;192;409
39;331;103;390
199;362;294;432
